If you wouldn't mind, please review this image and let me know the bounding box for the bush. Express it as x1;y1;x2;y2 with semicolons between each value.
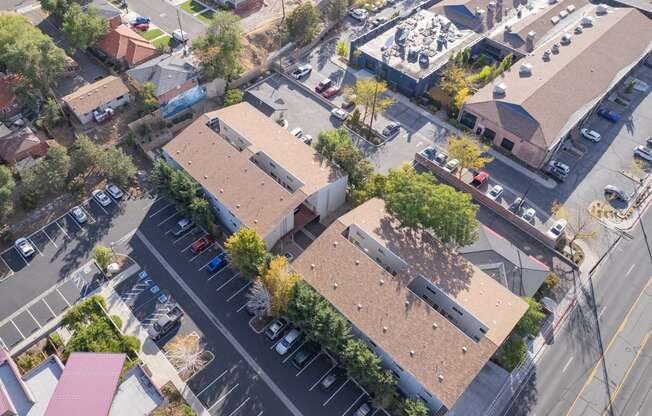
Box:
500;337;527;371
111;314;123;329
16;349;45;374
516;297;546;337
542;272;559;291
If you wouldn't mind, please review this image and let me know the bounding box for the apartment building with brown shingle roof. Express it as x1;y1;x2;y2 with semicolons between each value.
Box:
293;198;528;413
162;103;347;248
460;5;652;168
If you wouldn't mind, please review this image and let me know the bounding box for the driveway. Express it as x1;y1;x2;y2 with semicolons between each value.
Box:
124;0;206;39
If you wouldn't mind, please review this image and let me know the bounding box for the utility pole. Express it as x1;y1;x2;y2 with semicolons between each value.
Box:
278;0;286;74
176;8;187;56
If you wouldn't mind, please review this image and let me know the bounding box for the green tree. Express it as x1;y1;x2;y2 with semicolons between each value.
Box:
225;228;267;279
99;148;137;187
70;134;102;176
0;165;16;218
93;245;113;272
336;40;349;59
286;3;321;46
223;89;244;107
0;14;67;96
192;12;244;83
23;144;71;196
447;134;494;179
139;82;159;114
151;159;175;195
550;200;598;256
350;172;386;206
327;0;348;21
500;336;527;371
315;128;374;189
439;64;468;98
169;170;200;207
61;3;108;51
401;398;429;416
341;339;382;386
37;97;63;130
516;297;546;337
188;197;213;228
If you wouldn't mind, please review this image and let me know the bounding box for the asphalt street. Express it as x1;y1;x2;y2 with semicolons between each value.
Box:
123;0;206;39
504;206;652;416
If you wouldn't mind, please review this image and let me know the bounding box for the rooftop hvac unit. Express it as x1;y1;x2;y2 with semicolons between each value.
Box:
519;62;533;75
494;82;507;95
581;15;594;26
596;4;608;15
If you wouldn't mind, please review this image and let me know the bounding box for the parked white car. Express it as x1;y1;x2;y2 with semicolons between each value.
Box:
349;8;368;21
15;238;35;258
444;159;460;173
105;183;124;200
547;219;568;240
634;145;652;161
581;128;601;142
290;64;312;79
487;185;504;201
92;189;112;207
522;208;536;223
330;108;349;121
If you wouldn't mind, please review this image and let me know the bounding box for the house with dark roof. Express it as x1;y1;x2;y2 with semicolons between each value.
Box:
0;74;22;122
292;198;528;414
162;102;347;248
0;349;162;416
127;54;198;106
0;126;49;168
96;19;159;70
458;225;550;297
459;5;652;168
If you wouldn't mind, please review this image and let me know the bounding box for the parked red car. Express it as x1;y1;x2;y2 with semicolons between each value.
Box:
315;79;333;93
133;23;149;31
191;235;216;254
471;171;490;187
322;86;341;99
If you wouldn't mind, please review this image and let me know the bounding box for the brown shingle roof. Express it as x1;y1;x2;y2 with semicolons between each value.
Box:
163;114;306;238
292;198;527;409
207;103;346;196
465;7;652;149
62;76;129;116
0;126;48;164
97;25;158;67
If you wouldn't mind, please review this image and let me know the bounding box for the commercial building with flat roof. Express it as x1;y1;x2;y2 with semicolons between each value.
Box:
162;102;347;248
460;4;652;168
292;198;527;413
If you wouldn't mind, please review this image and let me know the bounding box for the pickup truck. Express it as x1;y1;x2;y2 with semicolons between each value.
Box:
147;305;184;341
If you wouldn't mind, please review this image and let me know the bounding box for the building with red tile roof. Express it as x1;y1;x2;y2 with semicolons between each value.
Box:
96;25;159;69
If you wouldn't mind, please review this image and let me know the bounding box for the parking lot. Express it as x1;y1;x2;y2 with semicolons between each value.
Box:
128;197;387;416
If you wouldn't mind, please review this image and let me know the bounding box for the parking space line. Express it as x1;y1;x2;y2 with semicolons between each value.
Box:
26;309;41;328
149;202;173;217
207;267;231;282
198;258;215;272
41;229;57;248
173;229;197;245
11;320;25;340
207;384;239;411
80;205;96;224
55;220;71;239
181;237;203;253
142;196;163;211
15;250;29;267
270;336;285;350
341;392;366;416
131;295;159;314
0;256;14;276
226;397;250;416
42;299;56;316
226;282;251;303
283;340;307;363
236;302;249;313
323;378;350;406
189;245;215;263
56;288;72;307
216;273;240;291
157;212;179;227
255;412;263;416
195;369;228;397
296;352;322;377
309;364;336;391
93;200;109;215
28;237;43;256
0;336;6;349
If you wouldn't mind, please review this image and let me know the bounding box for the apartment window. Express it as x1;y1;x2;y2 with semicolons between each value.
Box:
269;162;276;168
230;221;237;228
356;231;365;239
270;172;277;179
378;247;384;254
452;306;464;316
392;361;404;372
286;176;294;182
369;340;377;348
459;111;478;129
501;138;515;152
425;286;437;296
479;328;487;334
391;370;401;380
482;128;496;141
417;395;429;405
116;95;124;100
228;211;235;217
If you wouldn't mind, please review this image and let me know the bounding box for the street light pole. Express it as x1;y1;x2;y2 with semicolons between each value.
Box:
176;8;187;56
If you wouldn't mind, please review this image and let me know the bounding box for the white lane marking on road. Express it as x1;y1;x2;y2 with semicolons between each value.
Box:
196;369;228;397
149;202;173;218
55;220;71;239
226;282;251;302
324;378;350;406
216;273;239;291
0;336;6;349
208;384;239;411
42;299;56;317
626;264;636;276
256;412;263;416
28;237;43;257
81;205;96;223
15;249;29;267
341;392;366;416
157;212;179;227
26;309;41;328
67;214;83;231
0;255;14;276
136;231;303;416
296;352;322;376
598;306;607;319
56;288;72;307
562;356;574;373
283;340;307;364
11;320;25;339
42;229;57;248
226;397;250;416
309;364;336;391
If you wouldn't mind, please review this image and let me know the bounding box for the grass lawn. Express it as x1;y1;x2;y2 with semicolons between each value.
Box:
141;28;164;41
152;35;172;49
196;9;215;25
180;0;206;14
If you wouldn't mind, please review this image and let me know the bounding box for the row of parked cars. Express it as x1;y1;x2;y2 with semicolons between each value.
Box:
263;317;372;415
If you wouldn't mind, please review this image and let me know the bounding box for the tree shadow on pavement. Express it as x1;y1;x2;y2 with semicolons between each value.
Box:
505;369;538;416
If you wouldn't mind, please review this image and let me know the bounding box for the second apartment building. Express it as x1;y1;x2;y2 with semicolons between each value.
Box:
162;102;347;248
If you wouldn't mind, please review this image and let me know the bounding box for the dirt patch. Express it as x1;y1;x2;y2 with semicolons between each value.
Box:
242;22;282;70
589;200;616;220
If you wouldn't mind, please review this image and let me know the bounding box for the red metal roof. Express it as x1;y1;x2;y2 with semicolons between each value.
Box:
44;352;125;416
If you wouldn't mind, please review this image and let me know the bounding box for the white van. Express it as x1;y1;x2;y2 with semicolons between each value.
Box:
172;29;189;43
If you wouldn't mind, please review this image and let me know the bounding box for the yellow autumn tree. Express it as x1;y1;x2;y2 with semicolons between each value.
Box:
259;256;302;317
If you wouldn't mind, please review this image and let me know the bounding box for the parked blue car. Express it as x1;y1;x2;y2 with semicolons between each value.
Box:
134;16;151;25
207;253;228;273
597;108;621;123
